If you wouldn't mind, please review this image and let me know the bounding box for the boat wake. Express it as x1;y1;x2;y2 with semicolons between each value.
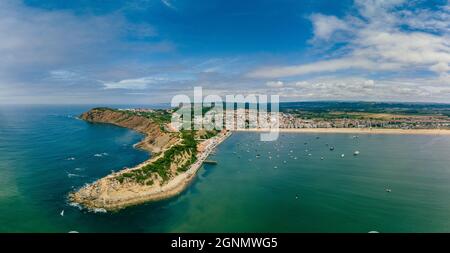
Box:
92;208;107;213
68;201;107;213
93;152;109;157
67;173;85;178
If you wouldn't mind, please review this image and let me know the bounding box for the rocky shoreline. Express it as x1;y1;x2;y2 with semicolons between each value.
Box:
69;108;230;211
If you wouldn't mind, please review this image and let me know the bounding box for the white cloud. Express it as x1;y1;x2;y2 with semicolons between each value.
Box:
101;72;196;90
398;8;450;34
248;58;404;78
161;0;177;10
0;1;171;84
0;1;122;70
0;0;179;103
288;78;376;96
262;76;450;102
430;62;450;73
354;30;450;70
49;70;80;81
355;0;406;20
248;0;450;79
310;14;349;40
1;0;449;104
103;76;168;90
266;81;284;88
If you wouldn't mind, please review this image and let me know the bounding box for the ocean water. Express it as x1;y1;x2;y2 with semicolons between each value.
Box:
1;105;450;232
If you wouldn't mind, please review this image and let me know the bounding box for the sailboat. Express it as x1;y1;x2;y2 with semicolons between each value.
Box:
60;210;65;216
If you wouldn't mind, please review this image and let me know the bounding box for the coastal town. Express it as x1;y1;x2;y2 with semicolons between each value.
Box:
277;112;450;130
118;106;450;130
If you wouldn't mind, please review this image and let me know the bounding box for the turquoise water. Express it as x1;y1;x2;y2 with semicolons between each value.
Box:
1;105;450;232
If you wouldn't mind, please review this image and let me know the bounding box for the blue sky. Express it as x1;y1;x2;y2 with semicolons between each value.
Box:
0;0;449;104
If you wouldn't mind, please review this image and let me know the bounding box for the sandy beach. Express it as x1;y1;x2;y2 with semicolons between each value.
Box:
235;128;450;135
70;130;232;211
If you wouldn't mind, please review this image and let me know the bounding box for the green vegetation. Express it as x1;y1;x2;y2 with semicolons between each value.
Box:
115;130;198;185
137;110;172;125
280;102;450;117
290;111;369;120
92;107;115;111
93;108;173;130
199;130;218;139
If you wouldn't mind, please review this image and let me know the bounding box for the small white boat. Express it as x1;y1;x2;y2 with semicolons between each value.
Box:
385;188;392;193
354;151;360;156
341;154;345;158
60;210;64;216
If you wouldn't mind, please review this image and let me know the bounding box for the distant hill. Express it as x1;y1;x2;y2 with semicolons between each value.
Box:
279;101;450;116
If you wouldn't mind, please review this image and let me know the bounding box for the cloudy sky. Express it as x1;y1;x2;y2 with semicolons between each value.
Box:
1;0;449;104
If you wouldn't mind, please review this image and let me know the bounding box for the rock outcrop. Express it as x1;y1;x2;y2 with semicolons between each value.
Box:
70;108;182;210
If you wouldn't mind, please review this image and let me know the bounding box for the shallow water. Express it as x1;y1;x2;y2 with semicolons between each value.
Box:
1;105;450;232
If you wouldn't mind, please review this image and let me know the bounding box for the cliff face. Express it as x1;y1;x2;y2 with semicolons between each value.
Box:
70;108;186;210
80;108;178;153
